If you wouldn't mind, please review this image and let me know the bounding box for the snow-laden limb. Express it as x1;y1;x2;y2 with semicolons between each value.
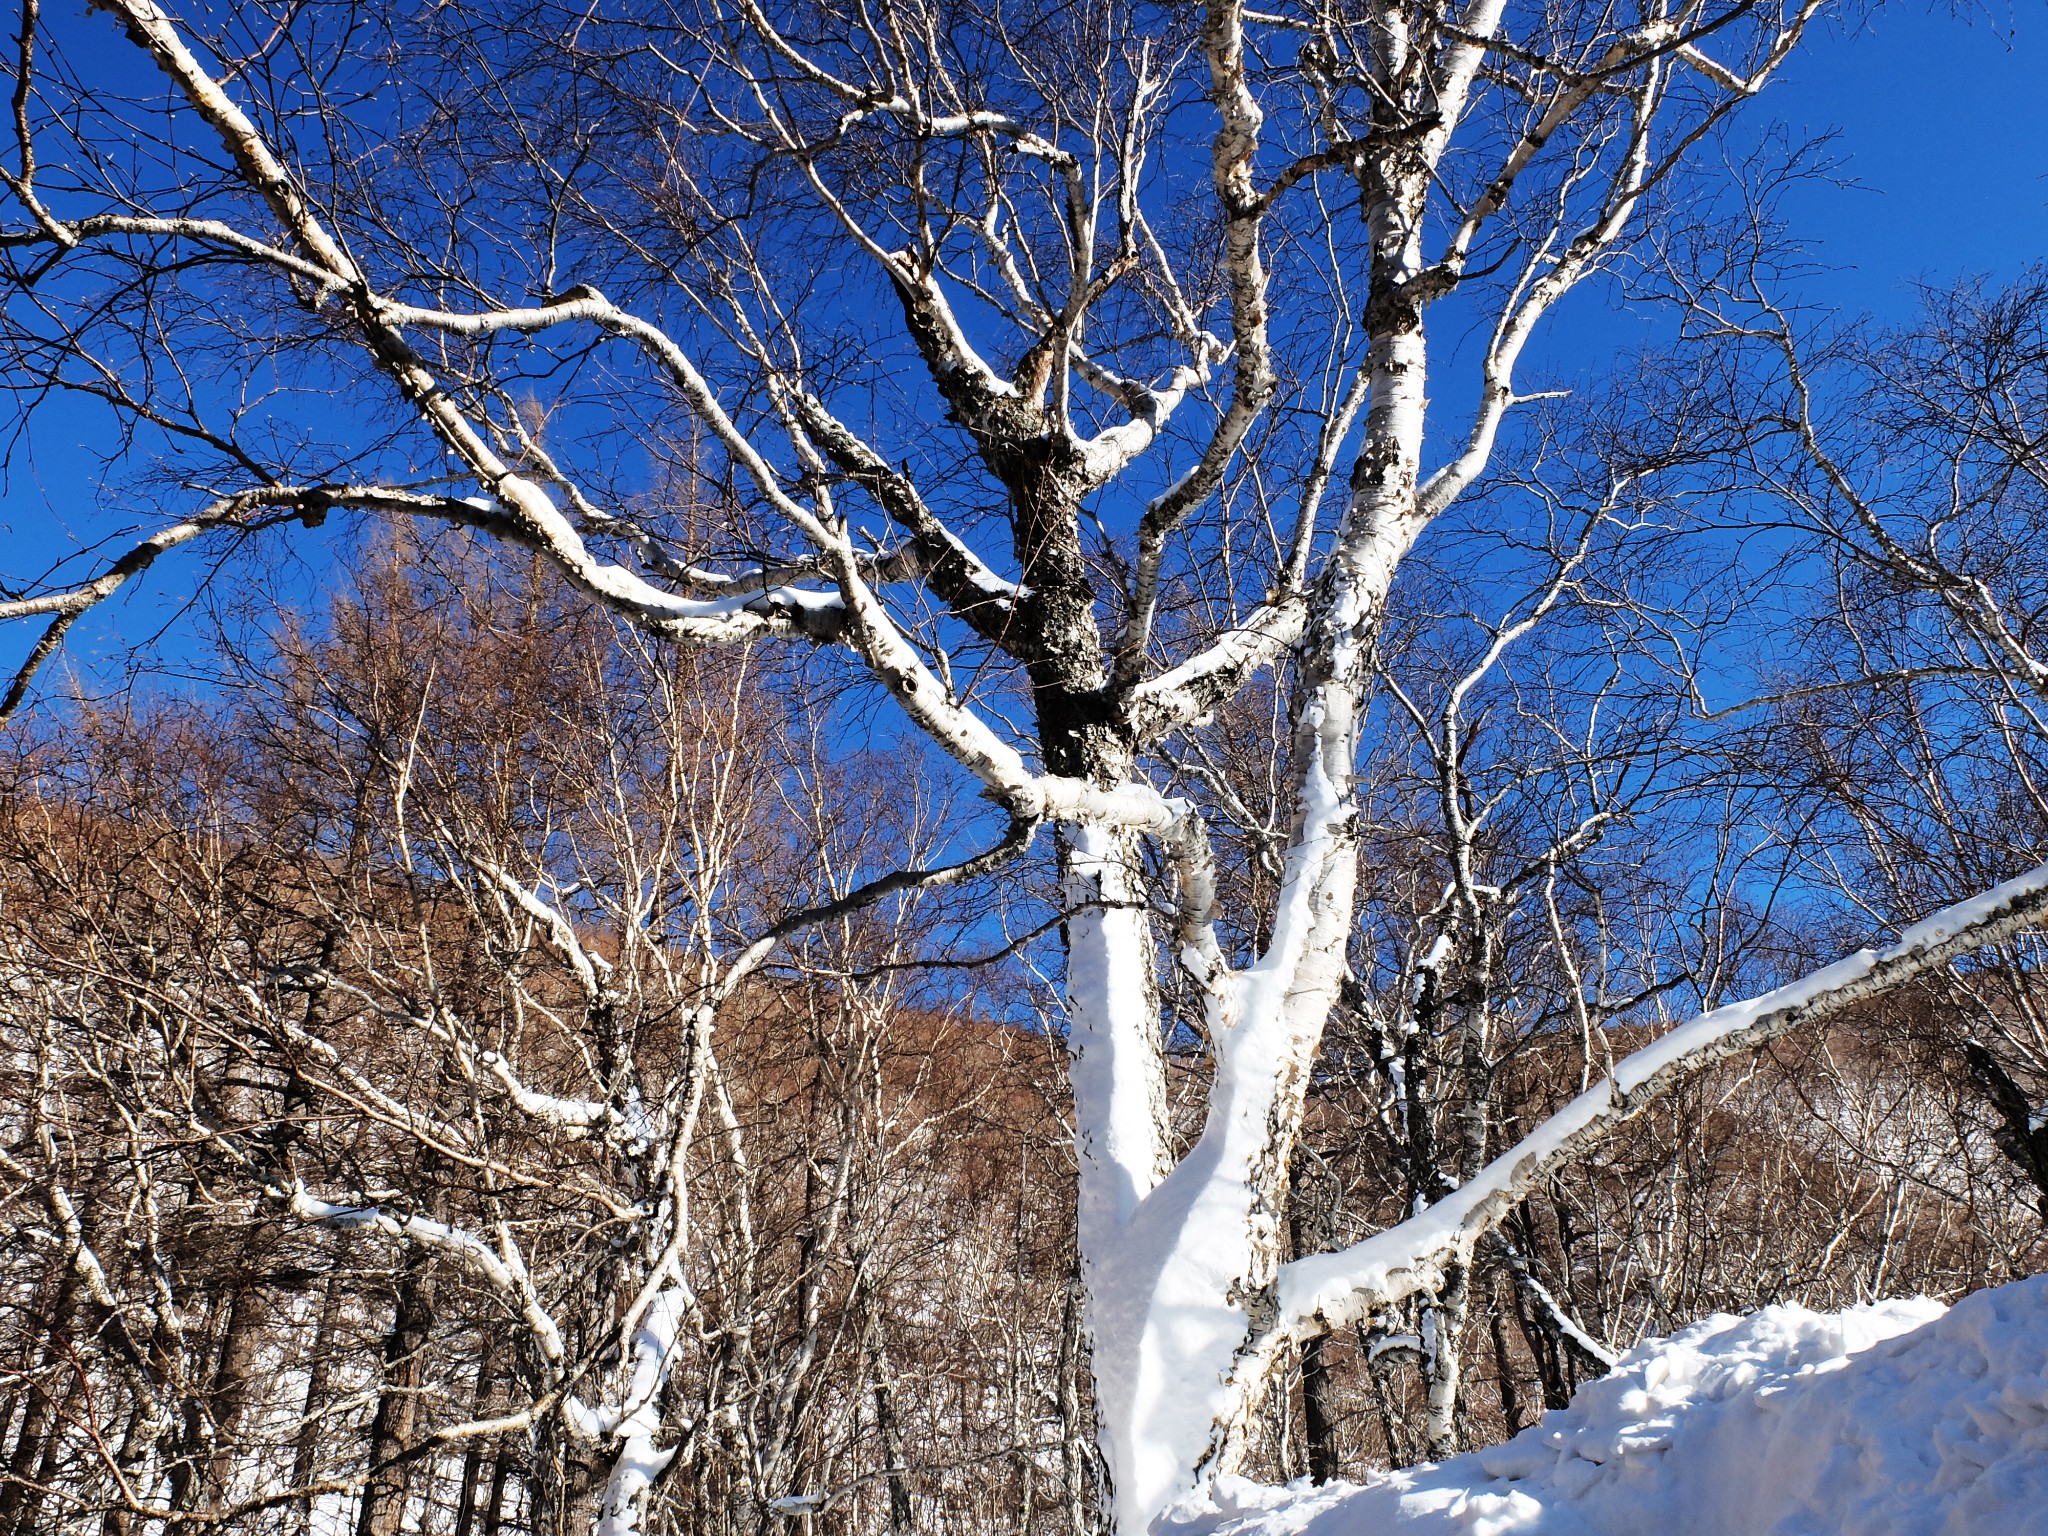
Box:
1107;0;1278;687
277;959;631;1151
470;858;614;999
1268;859;2048;1349
782;388;1024;640
376;284;1174;833
1071;359;1215;487
72;2;849;660
237;979;493;1159
569;1287;690;1536
1489;1236;1618;1371
0;485;475;725
435;489;849;643
1415;3;1824;529
283;1184;567;1367
19;1137;167;1427
1123;597;1313;746
477;1051;613;1133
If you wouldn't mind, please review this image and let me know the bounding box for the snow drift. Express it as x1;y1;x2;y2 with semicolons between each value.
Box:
1165;1274;2048;1536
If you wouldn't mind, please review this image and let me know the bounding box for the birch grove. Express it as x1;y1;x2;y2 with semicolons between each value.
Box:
5;1;2048;1533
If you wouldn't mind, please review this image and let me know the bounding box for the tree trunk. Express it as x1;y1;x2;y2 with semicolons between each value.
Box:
0;1272;78;1536
1360;1330;1411;1472
868;1349;913;1536
1420;1263;1470;1462
1488;1278;1526;1437
195;1278;266;1524
355;1245;435;1536
1963;1039;2048;1220
1299;1333;1340;1485
480;1441;515;1536
1288;1166;1341;1484
288;1266;348;1534
451;1334;500;1536
1056;1272;1095;1536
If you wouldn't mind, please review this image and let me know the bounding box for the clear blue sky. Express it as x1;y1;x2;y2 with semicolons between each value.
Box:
1777;3;2048;310
1508;2;2048;390
5;1;2046;703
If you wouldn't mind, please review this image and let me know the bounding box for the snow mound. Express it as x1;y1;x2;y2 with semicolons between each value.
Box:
1164;1274;2048;1536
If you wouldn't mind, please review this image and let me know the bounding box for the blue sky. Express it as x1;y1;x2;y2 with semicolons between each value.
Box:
1503;2;2048;390
1777;3;2048;311
4;1;2047;708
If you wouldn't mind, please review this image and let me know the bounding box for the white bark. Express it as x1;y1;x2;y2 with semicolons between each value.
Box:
1065;824;1173;1248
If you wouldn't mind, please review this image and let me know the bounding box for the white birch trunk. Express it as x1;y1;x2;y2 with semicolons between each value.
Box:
1078;500;1423;1532
1065;824;1173;1251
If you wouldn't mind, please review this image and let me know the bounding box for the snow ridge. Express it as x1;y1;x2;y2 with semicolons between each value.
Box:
1164;1275;2048;1536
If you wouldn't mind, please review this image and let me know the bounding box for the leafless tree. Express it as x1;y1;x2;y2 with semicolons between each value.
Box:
1676;264;2048;1219
7;1;2048;1531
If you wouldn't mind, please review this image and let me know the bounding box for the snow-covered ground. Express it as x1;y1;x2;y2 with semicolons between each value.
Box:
1165;1274;2048;1536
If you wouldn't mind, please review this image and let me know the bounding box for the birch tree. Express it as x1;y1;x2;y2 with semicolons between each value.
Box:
7;1;2048;1532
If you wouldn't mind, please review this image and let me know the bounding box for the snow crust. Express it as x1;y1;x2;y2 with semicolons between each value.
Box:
1164;1275;2048;1536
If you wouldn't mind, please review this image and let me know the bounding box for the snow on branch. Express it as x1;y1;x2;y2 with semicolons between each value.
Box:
470;858;614;1003
1270;858;2048;1343
476;1051;614;1134
0;490;319;726
283;1184;567;1367
1487;1232;1618;1370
